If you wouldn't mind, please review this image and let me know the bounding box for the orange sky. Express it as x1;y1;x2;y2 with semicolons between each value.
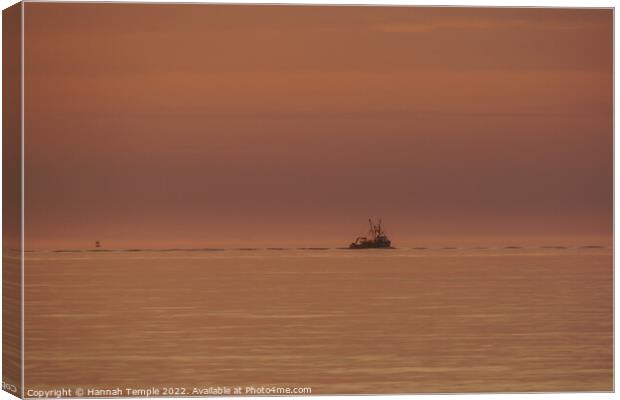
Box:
24;4;612;248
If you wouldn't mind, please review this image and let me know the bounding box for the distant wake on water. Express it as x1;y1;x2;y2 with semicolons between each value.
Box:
20;245;609;254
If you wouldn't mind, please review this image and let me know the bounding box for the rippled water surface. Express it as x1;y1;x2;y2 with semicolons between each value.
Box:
24;247;612;394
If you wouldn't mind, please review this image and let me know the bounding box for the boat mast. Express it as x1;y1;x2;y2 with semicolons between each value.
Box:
368;218;376;240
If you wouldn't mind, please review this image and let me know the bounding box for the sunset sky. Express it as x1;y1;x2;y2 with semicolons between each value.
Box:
24;4;612;248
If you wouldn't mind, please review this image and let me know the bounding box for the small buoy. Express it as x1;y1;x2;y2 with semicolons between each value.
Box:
95;241;101;248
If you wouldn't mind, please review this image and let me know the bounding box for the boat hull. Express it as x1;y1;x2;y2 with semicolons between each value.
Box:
349;242;395;249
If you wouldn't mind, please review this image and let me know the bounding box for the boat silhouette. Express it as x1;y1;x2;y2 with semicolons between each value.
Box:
349;219;394;249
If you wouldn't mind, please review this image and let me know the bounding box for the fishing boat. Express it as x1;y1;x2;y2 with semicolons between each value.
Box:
349;219;394;249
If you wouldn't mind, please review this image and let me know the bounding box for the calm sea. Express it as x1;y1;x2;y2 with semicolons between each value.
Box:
23;247;612;394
